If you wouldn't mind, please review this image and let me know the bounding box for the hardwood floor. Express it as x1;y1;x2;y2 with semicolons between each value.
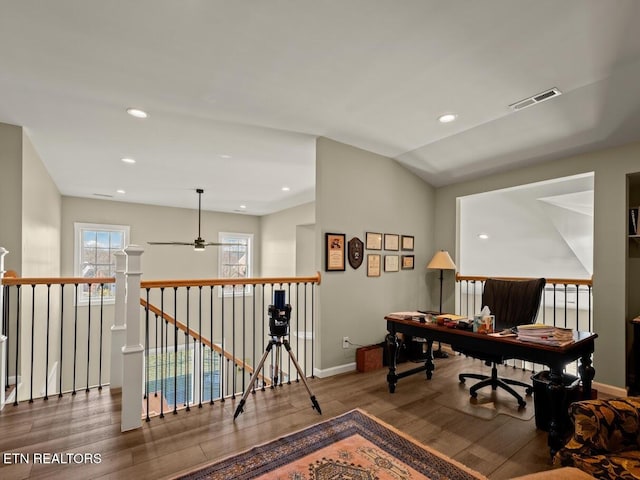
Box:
0;350;569;479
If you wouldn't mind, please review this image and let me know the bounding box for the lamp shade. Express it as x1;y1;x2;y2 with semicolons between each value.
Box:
427;250;456;270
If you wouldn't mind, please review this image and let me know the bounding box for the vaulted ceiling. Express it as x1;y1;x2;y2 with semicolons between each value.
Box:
1;1;639;215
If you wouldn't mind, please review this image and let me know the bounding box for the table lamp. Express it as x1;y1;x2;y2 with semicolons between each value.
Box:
427;250;457;358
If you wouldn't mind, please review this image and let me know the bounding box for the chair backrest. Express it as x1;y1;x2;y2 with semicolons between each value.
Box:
481;278;546;330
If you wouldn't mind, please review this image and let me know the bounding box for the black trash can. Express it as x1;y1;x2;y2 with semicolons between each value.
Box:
531;370;580;433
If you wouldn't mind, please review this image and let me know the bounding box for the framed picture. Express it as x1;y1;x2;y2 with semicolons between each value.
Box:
401;235;414;251
384;255;399;272
401;255;415;270
367;254;381;277
325;233;346;271
384;233;399;251
365;232;382;250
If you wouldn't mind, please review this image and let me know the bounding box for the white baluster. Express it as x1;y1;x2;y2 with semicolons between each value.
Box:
0;247;8;411
121;245;144;432
109;250;126;390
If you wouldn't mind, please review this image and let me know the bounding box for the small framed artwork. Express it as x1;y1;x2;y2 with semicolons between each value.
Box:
401;235;414;251
384;255;399;272
365;232;382;250
325;233;346;271
384;233;399;251
401;255;415;270
367;254;381;277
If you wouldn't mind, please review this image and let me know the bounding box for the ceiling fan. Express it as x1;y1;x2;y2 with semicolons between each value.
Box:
148;188;231;251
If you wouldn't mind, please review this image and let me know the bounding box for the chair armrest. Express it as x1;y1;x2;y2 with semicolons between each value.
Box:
561;397;640;455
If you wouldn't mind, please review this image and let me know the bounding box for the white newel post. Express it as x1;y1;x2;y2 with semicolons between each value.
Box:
121;245;144;432
0;247;7;411
109;251;127;390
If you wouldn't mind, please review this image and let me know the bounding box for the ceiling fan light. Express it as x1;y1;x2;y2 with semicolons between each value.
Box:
194;244;205;252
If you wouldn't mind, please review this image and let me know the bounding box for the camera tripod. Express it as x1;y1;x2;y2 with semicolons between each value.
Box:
233;333;322;419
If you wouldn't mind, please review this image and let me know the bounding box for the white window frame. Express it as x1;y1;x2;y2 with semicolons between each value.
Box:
74;222;130;305
218;232;253;296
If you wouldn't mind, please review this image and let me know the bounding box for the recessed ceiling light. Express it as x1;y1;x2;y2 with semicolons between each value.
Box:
438;113;457;123
478;233;489;240
239;205;247;209
116;189;126;194
219;154;232;159
281;186;290;192
126;108;148;119
121;157;136;164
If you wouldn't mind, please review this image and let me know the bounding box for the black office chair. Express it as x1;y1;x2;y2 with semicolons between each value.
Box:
457;277;546;408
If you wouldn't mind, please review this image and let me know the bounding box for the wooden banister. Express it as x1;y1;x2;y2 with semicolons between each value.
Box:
1;276;115;286
140;298;265;380
139;272;321;289
1;272;321;288
456;274;592;286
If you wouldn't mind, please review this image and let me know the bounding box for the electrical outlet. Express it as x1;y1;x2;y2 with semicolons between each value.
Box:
342;336;350;349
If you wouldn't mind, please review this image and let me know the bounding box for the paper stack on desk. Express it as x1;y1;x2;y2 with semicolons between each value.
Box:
516;324;574;347
388;311;427;322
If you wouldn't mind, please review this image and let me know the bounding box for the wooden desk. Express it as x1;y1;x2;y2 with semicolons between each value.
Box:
385;314;597;457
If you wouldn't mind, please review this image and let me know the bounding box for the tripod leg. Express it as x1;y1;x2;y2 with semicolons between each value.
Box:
282;339;321;415
273;343;280;387
233;341;274;419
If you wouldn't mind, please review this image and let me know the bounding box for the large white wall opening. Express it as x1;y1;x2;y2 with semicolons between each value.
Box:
458;172;594;279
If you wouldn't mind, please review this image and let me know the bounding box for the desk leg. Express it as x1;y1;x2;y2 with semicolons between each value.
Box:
546;368;565;459
386;333;399;393
578;354;595;399
425;339;435;380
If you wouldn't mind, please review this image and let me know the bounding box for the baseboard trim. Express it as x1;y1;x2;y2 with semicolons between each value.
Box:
592;381;627;398
314;362;356;378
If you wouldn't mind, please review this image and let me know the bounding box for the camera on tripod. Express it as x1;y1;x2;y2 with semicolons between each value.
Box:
234;288;321;419
268;289;291;337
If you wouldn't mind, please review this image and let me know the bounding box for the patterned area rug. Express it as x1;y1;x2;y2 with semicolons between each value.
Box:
175;409;487;480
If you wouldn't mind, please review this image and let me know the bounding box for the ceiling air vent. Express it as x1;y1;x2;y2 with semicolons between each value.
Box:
509;87;562;111
93;193;114;198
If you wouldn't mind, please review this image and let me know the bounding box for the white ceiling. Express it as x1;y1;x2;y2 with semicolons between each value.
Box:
459;173;594;279
1;1;640;215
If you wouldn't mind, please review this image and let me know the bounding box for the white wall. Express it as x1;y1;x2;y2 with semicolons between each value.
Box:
459;173;593;278
315;137;435;373
435;140;640;388
260;201;314;277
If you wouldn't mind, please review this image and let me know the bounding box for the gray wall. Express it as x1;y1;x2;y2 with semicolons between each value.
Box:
62;196;261;280
315;137;435;373
435;140;640;388
0;125;61;401
0;122;23;274
22;133;61;277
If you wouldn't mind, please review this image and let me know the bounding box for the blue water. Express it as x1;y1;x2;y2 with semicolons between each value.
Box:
146;372;220;405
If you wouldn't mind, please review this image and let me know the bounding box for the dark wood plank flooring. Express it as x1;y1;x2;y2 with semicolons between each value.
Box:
0;350;574;479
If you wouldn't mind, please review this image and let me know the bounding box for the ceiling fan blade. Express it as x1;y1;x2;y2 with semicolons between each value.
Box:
147;241;195;246
148;189;235;249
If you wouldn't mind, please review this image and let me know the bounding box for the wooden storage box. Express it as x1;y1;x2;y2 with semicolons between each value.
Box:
356;345;383;372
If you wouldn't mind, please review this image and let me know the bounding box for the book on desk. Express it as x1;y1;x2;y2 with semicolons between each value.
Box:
387;311;428;322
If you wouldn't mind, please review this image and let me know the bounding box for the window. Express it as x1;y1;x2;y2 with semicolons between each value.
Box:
218;232;253;295
74;222;129;304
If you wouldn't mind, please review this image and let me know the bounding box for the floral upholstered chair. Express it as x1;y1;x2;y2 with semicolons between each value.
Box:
554;397;640;479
